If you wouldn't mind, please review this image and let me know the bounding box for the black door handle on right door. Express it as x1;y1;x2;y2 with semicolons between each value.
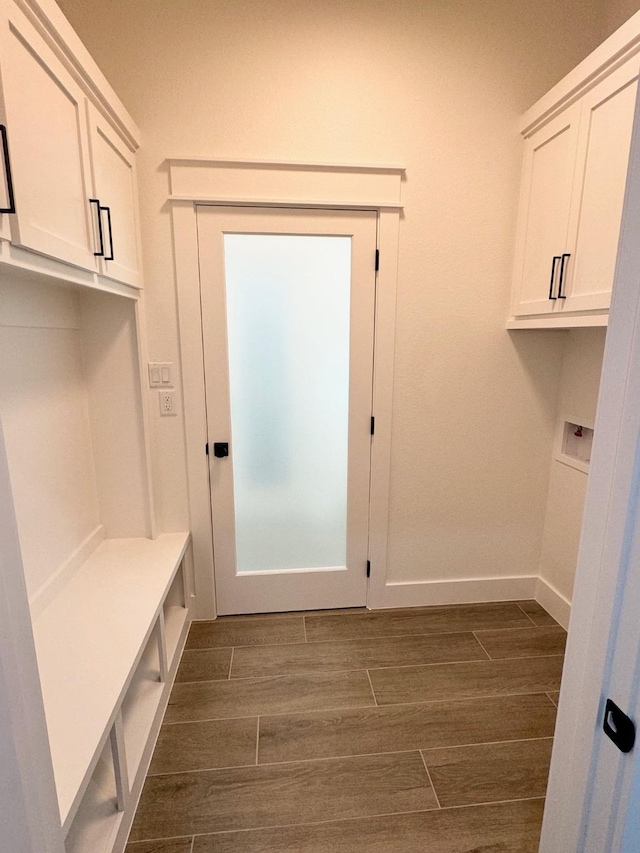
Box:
558;253;571;299
101;205;114;260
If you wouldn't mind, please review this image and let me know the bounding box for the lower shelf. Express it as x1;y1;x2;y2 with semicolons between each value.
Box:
165;605;189;664
121;634;164;783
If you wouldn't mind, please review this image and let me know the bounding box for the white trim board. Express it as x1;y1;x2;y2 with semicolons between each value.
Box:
168;158;404;212
169;159;404;617
535;577;572;629
366;573;571;626
367;575;537;610
29;523;104;619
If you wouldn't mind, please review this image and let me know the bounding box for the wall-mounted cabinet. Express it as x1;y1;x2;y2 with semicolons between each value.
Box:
509;26;640;329
0;0;142;295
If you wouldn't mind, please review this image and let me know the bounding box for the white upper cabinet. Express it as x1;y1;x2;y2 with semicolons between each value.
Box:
0;4;98;271
509;26;640;328
0;0;142;293
87;104;142;288
563;60;639;314
512;104;581;317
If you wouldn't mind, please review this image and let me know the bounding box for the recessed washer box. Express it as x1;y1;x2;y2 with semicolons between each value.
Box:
556;418;594;473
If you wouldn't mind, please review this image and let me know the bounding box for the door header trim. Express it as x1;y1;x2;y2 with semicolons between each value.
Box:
167;158;404;210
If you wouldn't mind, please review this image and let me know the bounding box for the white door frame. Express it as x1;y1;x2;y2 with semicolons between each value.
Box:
168;158;404;618
541;85;640;849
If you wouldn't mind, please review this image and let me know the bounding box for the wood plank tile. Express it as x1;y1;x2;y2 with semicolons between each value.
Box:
126;840;193;853
165;671;375;723
258;693;557;763
231;633;487;678
186;618;305;650
176;649;232;683
547;691;560;706
517;600;559;627
191;798;545;853
422;738;554;807
369;655;564;705
129;752;436;841
475;626;567;659
149;718;258;775
305;602;532;642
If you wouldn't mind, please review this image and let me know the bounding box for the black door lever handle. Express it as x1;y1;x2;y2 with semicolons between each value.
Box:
603;698;636;753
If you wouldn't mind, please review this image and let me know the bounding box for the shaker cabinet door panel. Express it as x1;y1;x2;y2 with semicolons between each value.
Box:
512;104;581;317
563;59;640;314
0;7;97;271
87;105;141;288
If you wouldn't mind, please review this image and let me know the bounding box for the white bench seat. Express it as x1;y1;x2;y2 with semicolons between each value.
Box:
32;532;190;826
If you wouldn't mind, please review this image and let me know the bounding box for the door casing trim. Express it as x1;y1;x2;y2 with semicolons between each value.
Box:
169;158;404;617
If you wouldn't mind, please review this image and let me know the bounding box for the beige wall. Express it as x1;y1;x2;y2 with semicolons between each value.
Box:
601;0;640;36
57;0;609;596
539;329;607;603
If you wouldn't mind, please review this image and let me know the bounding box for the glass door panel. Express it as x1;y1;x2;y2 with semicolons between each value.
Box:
224;234;351;573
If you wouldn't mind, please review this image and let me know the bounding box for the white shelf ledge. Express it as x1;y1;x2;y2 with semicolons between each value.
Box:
31;533;190;828
506;312;608;329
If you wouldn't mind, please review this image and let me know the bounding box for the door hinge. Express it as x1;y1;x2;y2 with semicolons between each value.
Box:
375;249;380;272
366;560;371;578
370;416;375;436
205;442;209;456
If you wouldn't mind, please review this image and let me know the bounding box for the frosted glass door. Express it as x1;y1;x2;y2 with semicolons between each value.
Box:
197;206;377;615
225;235;350;573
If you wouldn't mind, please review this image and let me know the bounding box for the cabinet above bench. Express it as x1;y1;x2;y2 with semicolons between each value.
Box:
0;0;143;295
508;11;640;329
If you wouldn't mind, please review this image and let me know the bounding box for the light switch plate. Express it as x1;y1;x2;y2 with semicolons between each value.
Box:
149;362;173;387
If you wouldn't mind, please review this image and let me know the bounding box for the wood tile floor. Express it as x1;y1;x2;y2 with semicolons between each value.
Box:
126;600;566;853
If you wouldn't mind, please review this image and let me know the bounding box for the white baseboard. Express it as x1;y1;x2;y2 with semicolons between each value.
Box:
29;524;105;618
368;575;538;610
535;576;571;629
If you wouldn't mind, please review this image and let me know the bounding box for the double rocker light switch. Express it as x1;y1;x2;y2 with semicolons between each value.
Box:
148;362;173;387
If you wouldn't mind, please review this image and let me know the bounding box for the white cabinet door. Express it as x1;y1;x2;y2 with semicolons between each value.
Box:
86;104;141;288
562;58;640;314
511;103;581;317
0;6;98;270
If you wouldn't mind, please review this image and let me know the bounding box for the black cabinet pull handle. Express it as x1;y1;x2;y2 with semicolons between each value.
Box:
548;255;561;300
213;442;229;458
101;205;114;261
0;125;16;214
558;253;570;299
89;199;104;256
